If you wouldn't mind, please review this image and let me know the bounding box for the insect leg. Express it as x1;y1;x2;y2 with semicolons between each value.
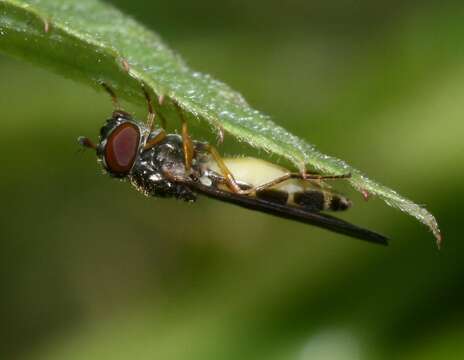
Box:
300;173;351;180
100;82;122;110
156;95;168;129
252;174;293;193
245;172;351;194
141;84;156;132
143;130;167;150
77;83;118;151
174;103;194;171
141;83;169;131
205;145;248;194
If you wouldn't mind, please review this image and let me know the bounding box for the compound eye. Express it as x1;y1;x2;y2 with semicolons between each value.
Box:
104;123;140;176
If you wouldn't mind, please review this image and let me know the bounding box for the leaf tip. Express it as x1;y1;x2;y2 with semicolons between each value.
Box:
424;213;442;249
435;231;443;250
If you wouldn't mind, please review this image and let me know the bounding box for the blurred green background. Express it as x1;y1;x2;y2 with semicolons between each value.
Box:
0;0;463;359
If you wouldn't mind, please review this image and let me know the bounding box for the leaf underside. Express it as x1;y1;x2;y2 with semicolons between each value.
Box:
0;0;441;245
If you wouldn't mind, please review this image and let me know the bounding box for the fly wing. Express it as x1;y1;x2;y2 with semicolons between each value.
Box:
190;182;388;246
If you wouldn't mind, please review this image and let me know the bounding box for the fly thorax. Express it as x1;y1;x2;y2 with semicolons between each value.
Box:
153;136;188;178
128;134;195;201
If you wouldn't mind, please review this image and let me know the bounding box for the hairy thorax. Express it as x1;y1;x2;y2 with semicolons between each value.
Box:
129;133;209;201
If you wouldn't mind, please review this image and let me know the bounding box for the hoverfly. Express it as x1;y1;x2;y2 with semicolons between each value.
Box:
79;84;388;245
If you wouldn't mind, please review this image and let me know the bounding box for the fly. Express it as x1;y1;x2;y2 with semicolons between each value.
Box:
79;84;388;246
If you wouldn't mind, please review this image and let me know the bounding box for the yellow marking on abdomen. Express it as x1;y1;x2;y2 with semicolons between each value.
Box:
207;157;304;193
207;157;351;212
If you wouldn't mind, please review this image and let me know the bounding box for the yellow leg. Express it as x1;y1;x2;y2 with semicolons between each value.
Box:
175;104;194;171
144;130;167;150
300;172;351;180
141;85;156;132
250;172;350;194
101;82;121;110
205;145;247;194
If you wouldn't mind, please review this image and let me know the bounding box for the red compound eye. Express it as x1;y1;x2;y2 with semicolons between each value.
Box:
104;123;140;175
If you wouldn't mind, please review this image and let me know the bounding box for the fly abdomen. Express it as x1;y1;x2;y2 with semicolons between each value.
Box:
255;188;351;213
328;194;352;211
256;189;289;205
206;156;351;212
293;190;351;212
294;190;325;211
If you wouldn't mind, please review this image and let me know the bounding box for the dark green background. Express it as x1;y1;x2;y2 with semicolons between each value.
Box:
0;0;462;359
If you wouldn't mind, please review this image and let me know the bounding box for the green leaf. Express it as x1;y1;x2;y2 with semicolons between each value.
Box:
0;0;441;245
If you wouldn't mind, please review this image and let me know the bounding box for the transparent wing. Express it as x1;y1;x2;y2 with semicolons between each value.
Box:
190;181;388;246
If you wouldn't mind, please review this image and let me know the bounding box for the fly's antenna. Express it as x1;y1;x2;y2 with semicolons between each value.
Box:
78;136;97;151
